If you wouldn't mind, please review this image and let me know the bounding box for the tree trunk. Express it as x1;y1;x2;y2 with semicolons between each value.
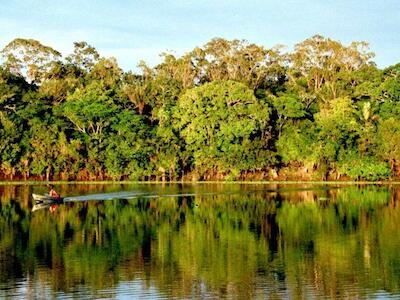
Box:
46;166;51;181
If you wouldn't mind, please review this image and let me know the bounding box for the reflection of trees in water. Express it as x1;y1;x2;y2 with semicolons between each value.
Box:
0;185;400;298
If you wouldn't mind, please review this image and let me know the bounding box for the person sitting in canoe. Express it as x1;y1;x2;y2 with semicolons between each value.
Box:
48;185;61;200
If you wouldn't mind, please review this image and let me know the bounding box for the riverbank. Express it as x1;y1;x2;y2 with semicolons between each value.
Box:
1;180;400;185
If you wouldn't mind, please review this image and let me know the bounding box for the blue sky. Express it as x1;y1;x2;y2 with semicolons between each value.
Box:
1;0;399;71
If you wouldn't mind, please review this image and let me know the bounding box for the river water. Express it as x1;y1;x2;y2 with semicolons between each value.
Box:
0;183;399;299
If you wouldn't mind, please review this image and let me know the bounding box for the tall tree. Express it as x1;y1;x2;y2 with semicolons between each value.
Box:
174;80;273;178
1;38;61;84
289;35;374;105
66;41;100;72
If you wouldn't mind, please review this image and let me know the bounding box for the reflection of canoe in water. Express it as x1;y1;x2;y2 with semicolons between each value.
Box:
32;193;63;204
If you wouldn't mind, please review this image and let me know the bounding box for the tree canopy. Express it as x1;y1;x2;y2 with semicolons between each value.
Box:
0;36;399;181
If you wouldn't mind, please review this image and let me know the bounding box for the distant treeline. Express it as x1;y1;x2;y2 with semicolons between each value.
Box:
0;36;399;181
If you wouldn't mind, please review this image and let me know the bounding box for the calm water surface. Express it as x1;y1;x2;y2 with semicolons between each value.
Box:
0;183;400;299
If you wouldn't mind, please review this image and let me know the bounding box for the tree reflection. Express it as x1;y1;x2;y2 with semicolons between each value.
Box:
0;185;399;298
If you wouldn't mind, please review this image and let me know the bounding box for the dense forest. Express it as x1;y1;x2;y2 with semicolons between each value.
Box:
0;36;399;181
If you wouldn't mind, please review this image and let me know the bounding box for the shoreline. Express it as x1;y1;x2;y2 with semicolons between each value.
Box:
1;180;400;186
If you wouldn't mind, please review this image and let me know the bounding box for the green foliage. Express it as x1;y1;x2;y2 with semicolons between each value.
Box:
273;93;306;119
1;38;61;83
377;68;400;119
276;120;318;165
104;111;152;179
62;82;118;139
66;41;100;71
337;150;390;180
0;36;399;180
175;80;272;177
376;118;400;176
